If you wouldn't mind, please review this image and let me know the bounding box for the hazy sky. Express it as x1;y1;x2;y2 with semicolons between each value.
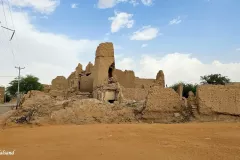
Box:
0;0;240;86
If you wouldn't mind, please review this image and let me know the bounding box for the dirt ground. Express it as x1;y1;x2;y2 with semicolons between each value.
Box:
1;123;240;160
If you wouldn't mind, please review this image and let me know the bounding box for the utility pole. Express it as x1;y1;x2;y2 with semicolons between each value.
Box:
15;66;25;109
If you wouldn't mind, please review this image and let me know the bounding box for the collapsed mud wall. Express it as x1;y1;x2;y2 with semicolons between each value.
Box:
50;76;68;97
75;63;83;74
80;75;93;92
122;88;148;101
197;85;240;115
142;86;182;123
155;70;165;88
67;72;76;89
114;69;135;88
177;84;183;100
135;78;155;89
85;62;94;73
51;76;68;90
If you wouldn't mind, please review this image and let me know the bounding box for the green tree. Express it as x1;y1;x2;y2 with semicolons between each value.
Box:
200;74;230;85
170;82;198;98
6;75;43;97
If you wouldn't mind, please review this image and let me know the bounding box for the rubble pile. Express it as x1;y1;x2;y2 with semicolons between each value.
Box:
5;91;141;126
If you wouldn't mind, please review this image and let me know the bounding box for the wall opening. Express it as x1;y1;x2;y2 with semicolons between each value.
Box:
108;68;113;78
108;63;115;78
108;100;115;103
78;81;81;91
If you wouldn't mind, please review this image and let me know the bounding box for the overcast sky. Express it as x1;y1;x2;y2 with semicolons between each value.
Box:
0;0;240;86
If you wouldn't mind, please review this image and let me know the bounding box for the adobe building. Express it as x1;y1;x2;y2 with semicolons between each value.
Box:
49;42;158;102
38;42;240;121
0;87;5;104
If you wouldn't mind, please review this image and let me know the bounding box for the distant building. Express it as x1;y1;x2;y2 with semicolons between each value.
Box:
0;87;5;103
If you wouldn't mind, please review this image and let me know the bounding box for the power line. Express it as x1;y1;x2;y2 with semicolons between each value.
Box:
1;0;20;84
0;26;16;66
0;0;17;67
2;0;19;67
1;0;15;41
1;0;9;35
6;0;14;29
3;0;15;41
1;25;15;40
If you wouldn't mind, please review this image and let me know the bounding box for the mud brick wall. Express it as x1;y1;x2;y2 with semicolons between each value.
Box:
134;78;154;89
142;86;182;123
122;88;148;101
93;42;115;89
114;69;135;88
196;85;240;115
80;75;93;92
51;76;68;90
85;62;94;73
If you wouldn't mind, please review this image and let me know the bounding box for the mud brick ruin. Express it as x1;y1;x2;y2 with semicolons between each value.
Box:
48;42;158;103
0;87;4;104
1;42;240;127
39;42;240;122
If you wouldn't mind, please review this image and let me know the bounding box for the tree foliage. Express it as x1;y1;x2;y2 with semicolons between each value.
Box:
170;82;198;98
200;74;230;85
6;75;43;96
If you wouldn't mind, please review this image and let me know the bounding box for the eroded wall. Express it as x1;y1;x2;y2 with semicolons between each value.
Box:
67;72;76;89
85;62;94;73
51;76;68;90
93;42;115;89
75;63;83;74
122;88;148;101
135;78;154;89
177;84;183;100
197;85;240;115
114;69;135;88
155;70;165;87
142;86;182;122
80;75;93;92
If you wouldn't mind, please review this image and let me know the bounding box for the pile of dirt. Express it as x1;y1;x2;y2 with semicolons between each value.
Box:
50;99;137;124
5;89;194;127
0;110;16;129
5;91;141;126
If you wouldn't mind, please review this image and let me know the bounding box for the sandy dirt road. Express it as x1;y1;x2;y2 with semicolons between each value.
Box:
1;123;240;160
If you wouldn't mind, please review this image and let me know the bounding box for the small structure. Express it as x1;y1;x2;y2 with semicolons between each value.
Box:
93;83;123;103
